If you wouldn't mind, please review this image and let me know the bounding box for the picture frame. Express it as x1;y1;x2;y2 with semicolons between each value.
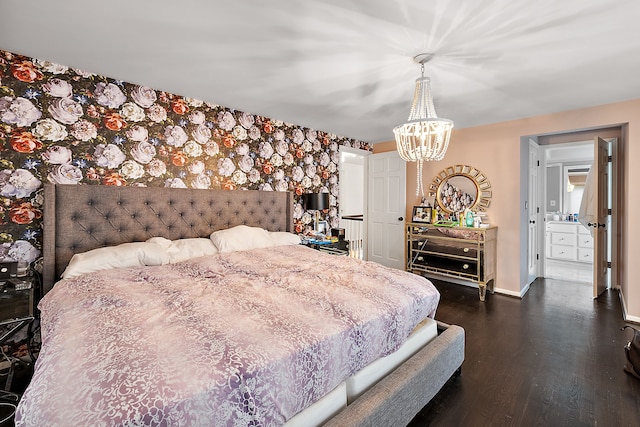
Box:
316;220;329;235
412;205;432;223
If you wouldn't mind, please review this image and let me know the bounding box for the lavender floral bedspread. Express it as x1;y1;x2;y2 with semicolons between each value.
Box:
16;245;439;426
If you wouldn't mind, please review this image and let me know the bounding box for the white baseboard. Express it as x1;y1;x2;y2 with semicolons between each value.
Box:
619;289;640;324
422;272;528;299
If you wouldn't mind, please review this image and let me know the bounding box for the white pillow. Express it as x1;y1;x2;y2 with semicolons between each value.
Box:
269;231;301;246
167;238;219;263
61;241;169;279
146;236;219;263
210;225;273;253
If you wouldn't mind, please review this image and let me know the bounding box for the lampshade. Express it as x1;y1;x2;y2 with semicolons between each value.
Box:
302;192;329;211
394;54;453;196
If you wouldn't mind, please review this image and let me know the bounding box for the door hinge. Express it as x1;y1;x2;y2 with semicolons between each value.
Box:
536;254;539;260
608;208;612;215
537;160;540;166
537;207;540;214
607;261;612;268
608;155;613;162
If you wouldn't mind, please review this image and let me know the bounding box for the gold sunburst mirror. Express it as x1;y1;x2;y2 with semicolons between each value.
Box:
428;164;492;214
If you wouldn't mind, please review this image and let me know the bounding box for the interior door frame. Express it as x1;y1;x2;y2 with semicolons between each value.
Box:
525;128;621;296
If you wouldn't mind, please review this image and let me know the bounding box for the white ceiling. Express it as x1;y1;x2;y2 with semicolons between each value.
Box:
2;0;640;143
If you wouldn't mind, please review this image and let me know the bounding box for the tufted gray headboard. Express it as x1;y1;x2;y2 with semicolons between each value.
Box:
43;184;294;294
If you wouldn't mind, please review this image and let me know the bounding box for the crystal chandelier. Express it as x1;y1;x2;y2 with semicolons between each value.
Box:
393;54;453;196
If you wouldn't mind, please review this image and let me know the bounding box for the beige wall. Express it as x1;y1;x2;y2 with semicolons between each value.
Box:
375;98;640;321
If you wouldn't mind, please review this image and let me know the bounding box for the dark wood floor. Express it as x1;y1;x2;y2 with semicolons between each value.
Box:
408;278;640;427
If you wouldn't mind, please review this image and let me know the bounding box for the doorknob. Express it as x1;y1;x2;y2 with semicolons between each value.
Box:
398;217;404;221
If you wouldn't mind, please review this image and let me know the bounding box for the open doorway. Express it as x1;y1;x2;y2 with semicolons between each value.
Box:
542;141;594;283
527;126;622;298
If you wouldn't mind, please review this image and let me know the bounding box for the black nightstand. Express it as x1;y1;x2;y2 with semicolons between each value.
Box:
304;239;350;256
0;277;36;393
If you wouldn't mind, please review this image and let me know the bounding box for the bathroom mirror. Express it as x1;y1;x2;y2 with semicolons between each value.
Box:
428;164;492;214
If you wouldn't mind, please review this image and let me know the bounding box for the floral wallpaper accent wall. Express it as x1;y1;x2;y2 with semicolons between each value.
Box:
0;49;371;265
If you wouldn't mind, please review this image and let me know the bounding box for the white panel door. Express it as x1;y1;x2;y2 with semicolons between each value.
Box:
367;151;406;269
528;139;540;283
592;137;609;298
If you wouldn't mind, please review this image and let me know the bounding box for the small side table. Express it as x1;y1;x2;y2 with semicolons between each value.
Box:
0;277;36;392
303;239;350;256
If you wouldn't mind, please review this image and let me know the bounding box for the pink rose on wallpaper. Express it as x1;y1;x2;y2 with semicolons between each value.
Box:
183;141;203;157
237;155;254;173
10;60;43;83
130;141;156;164
247;169;260;183
33;118;68;141
274;180;288;192
291;166;304;183
217;158;236;177
9;202;41;225
263;120;274;134
274;140;288;157
313;140;322;152
319;152;330;167
301;176;312;189
94;144;126;169
238;112;254;129
248;126;260;140
126;125;149;142
120;102;145;122
258;141;274;159
48;97;83;124
164;178;187;188
6;240;40;263
292;129;304;145
231;170;247;186
273;169;285;181
70;120;98;141
222;134;236;148
283;153;295;166
10;131;42;153
217;111;236;131
306;129;317;142
101;172;126;186
191;173;211;189
94;82;127;109
131;85;157;108
164;125;188;147
73;68;95;78
270;154;283;167
273;129;285;141
34;59;68;75
42;78;73;98
258;183;273;191
42;145;72;164
235;143;250;156
171;99;189;115
303;154;314;165
47;164;83;185
0;96;42;127
305;164;317;178
204;141;220;157
188;110;205;125
119;160;145;180
0;169;42;198
147;104;167;123
232;125;247;141
191;124;211;144
104;112;127;131
145;159;166;177
187;160;205;175
171;152;187;167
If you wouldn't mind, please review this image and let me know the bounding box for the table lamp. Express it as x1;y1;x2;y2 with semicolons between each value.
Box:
302;192;329;232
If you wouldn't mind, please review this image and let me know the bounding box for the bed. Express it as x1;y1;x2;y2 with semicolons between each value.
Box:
16;184;464;426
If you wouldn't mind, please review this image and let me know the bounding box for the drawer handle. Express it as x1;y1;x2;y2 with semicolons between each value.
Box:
463;247;470;253
463;264;469;270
